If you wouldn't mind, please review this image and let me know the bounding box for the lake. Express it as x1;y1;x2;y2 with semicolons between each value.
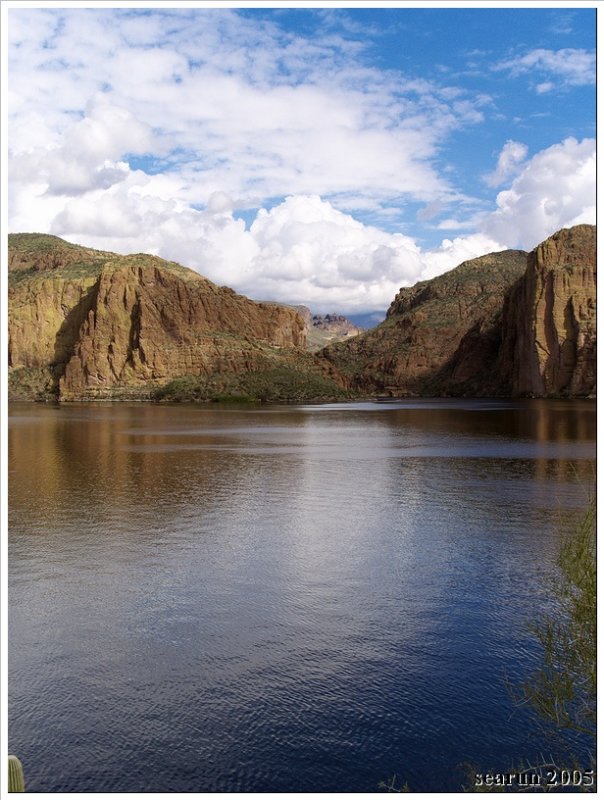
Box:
8;399;596;793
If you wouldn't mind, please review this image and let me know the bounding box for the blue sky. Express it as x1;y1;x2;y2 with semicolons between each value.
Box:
6;3;596;315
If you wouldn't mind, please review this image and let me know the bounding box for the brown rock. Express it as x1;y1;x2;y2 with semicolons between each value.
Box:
9;235;322;401
59;260;306;398
500;224;596;396
321;249;528;395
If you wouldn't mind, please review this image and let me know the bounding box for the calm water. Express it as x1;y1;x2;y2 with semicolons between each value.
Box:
8;399;596;793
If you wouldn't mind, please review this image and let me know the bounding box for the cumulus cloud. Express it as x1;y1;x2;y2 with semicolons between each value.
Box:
484;137;595;249
9;93;152;197
243;196;424;308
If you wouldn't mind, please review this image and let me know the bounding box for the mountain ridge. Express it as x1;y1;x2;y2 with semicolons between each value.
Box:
8;226;596;401
320;224;596;398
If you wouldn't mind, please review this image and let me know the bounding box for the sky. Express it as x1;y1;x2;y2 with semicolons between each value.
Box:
5;2;597;318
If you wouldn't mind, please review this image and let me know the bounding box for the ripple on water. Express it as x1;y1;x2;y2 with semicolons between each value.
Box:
8;401;596;792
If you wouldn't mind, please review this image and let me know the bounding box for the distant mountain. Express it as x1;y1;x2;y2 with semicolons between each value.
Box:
321;225;596;398
8;234;352;402
345;311;386;330
292;306;364;352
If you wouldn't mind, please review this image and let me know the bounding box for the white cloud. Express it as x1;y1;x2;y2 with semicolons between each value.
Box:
9;93;153;197
483;140;528;187
484;137;595;250
8;7;490;219
536;81;555;94
495;47;595;90
15;135;596;314
420;233;504;281
7;9;596;315
49;191;427;313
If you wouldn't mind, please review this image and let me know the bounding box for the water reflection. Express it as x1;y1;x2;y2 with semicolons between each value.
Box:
8;400;596;793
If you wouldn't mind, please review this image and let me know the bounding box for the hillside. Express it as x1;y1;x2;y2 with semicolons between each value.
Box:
321;248;528;395
8;234;352;402
321;225;596;398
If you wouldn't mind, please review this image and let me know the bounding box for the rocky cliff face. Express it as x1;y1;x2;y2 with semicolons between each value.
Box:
9;235;350;401
321;249;528;395
499;224;596;397
321;226;596;398
59;259;306;399
9;227;596;402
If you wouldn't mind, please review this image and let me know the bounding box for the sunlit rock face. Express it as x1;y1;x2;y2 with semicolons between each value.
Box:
8;234;313;401
499;224;596;397
59;262;307;400
321;225;596;399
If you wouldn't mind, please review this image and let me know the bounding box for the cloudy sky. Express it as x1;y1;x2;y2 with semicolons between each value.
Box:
6;3;596;318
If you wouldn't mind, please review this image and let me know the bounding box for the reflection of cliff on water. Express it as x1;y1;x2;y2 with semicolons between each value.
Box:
381;399;595;443
9;404;301;546
9;400;595;546
382;399;595;483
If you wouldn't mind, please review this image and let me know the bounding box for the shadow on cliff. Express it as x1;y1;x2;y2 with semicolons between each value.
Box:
50;281;100;397
420;313;513;398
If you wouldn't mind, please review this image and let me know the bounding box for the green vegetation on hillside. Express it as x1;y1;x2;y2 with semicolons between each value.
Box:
8;366;59;401
153;363;357;403
8;232;113;286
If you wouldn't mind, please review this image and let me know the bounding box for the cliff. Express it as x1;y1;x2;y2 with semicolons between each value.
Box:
321;249;528;395
8;234;349;402
499;224;596;397
321;226;596;398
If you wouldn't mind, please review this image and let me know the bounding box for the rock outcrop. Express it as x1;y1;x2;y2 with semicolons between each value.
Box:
321;249;528;395
499;224;596;397
8;234;350;401
58;259;306;399
321;226;596;398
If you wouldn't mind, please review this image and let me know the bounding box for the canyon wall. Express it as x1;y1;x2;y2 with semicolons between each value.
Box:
499;224;596;397
9;235;336;401
321;225;596;398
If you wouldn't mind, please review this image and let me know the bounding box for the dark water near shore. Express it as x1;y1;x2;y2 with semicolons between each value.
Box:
8;399;595;793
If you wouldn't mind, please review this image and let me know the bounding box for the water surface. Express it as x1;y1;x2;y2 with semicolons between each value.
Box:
8;399;596;792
